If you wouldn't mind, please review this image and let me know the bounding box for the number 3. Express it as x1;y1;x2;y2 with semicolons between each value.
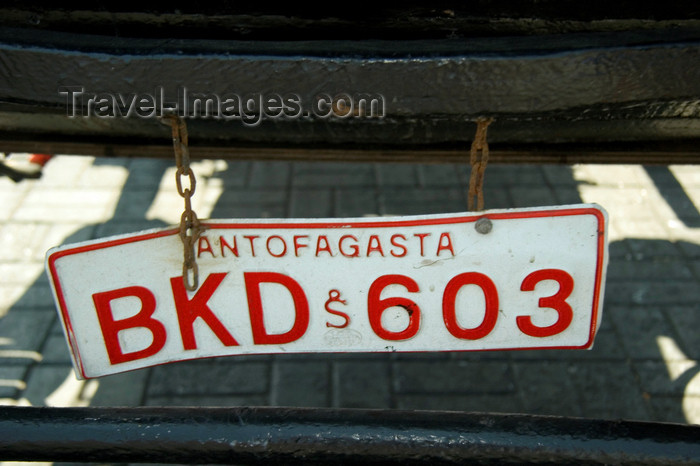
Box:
517;269;574;337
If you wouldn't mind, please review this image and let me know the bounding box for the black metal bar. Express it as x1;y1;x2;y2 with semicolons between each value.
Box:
1;6;699;160
3;138;700;165
1;2;700;41
0;406;697;464
0;25;699;158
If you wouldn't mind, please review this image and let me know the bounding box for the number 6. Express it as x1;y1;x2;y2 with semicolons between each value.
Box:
368;275;421;341
517;269;574;337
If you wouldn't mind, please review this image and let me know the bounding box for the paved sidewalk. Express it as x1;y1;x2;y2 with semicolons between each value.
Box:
0;156;698;425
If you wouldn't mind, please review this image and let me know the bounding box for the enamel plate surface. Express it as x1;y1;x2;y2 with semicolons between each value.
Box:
46;204;608;378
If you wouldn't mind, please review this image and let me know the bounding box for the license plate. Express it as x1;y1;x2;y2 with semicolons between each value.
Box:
46;204;608;379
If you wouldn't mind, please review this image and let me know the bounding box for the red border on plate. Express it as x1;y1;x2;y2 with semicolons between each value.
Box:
47;207;607;379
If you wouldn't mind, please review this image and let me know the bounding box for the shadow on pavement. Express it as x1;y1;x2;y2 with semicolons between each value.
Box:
645;166;700;229
0;159;697;425
0;158;170;407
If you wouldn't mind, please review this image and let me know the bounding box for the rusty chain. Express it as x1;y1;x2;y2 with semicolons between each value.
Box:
158;115;490;288
468;118;494;211
162;115;202;291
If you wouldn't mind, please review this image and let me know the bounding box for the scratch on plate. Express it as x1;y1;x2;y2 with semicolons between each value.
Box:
413;254;457;269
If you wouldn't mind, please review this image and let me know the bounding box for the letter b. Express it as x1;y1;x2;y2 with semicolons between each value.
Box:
93;286;167;365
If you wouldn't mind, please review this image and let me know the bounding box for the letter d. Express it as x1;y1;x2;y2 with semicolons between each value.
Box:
93;286;167;364
245;272;309;344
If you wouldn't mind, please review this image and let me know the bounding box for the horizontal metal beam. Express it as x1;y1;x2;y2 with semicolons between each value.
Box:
0;27;699;158
1;3;700;40
2;138;700;165
0;406;698;465
0;7;698;159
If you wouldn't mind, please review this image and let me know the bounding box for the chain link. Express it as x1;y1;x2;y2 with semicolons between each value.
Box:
162;115;202;291
468;118;494;211
160;115;490;287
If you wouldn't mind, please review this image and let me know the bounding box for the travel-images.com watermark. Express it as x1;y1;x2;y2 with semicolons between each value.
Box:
59;87;385;126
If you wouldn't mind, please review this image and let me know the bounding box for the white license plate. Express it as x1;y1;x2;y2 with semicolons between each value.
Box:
46;204;608;379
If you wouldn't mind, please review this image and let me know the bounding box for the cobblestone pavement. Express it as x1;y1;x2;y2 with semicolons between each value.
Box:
0;156;699;427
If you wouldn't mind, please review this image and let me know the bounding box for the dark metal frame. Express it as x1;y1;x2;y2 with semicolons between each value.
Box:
0;406;698;464
1;3;699;163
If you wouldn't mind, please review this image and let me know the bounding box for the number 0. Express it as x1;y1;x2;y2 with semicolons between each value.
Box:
517;269;574;337
442;272;499;340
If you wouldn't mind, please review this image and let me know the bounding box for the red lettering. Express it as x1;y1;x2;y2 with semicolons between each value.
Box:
442;272;499;340
325;291;350;329
368;275;421;341
171;273;238;350
517;269;574;337
413;233;430;256
366;235;385;257
339;235;360;258
293;235;309;257
245;272;309;344
315;235;333;257
220;236;239;257
244;235;259;257
197;236;215;258
436;232;455;256
93;286;166;365
266;235;287;257
390;234;408;257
